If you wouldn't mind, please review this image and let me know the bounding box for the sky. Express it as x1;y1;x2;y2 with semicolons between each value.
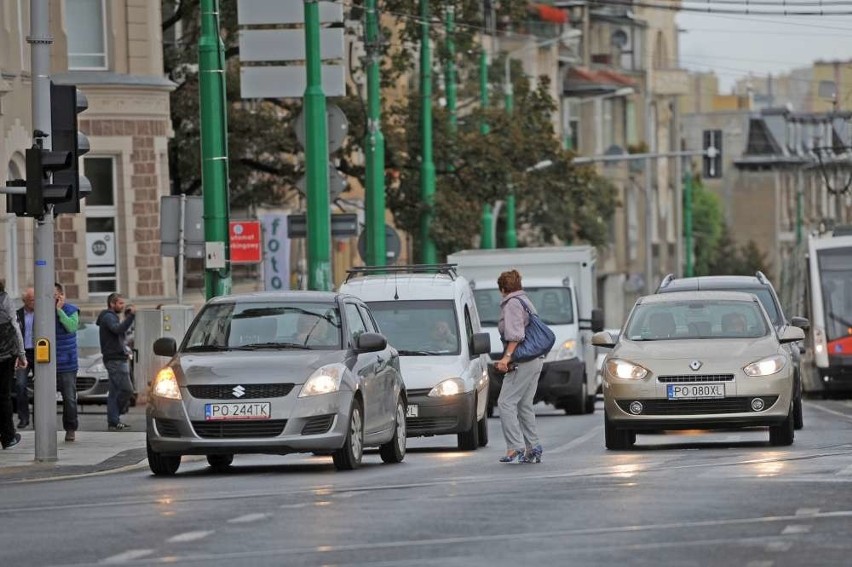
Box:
676;10;852;94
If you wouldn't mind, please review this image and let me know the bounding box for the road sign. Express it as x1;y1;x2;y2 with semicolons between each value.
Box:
287;213;358;238
296;166;348;200
160;195;205;258
357;224;402;265
239;29;345;62
294;104;349;153
237;0;344;25
240;65;346;99
230;220;263;263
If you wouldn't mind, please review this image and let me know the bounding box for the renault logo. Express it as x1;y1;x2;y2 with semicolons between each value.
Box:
232;385;246;398
689;360;702;371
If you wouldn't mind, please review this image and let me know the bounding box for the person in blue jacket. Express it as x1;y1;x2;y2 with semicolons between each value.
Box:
54;283;79;442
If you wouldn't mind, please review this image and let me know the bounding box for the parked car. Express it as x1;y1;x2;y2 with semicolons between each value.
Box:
146;291;406;475
339;265;492;451
594;291;804;450
657;272;809;429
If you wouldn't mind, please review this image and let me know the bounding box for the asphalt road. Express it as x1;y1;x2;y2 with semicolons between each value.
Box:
2;399;852;567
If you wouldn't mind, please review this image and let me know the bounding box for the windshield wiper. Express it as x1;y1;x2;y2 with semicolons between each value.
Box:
479;320;499;326
184;344;231;352
397;349;445;356
234;342;312;350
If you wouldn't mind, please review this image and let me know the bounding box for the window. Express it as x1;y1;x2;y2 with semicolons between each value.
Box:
563;98;580;151
368;300;460;355
345;303;368;346
84;156;117;294
66;0;107;69
84;157;114;206
357;305;378;334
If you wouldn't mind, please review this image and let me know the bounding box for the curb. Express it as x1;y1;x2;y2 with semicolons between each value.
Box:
0;448;147;484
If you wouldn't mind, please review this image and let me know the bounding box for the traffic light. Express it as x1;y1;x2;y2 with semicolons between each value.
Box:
50;83;90;214
24;140;73;216
702;129;723;179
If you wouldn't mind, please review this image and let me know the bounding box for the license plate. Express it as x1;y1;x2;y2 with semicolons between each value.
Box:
406;404;419;418
667;384;725;400
205;402;271;421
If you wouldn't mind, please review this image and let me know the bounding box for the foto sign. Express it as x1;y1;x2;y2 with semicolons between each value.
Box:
230;220;262;263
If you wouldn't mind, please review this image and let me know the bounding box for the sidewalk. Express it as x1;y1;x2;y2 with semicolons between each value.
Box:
0;406;148;483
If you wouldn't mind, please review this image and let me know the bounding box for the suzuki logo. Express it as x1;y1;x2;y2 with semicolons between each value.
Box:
232;385;246;398
689;360;703;371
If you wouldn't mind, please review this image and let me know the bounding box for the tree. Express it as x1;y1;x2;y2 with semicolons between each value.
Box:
689;175;724;276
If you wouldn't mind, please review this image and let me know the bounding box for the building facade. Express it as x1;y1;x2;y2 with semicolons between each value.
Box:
1;0;175;311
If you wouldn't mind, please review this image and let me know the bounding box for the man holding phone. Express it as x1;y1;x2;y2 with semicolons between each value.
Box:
54;283;80;442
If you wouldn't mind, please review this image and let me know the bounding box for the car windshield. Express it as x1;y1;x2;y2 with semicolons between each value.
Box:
624;299;769;341
77;322;101;357
474;287;574;326
182;301;342;351
367;300;460;355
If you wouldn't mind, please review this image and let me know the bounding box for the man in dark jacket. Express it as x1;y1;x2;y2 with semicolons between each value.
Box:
97;293;135;431
15;288;35;429
54;283;80;442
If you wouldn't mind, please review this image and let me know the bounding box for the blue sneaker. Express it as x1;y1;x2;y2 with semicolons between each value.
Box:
499;449;526;463
526;444;543;464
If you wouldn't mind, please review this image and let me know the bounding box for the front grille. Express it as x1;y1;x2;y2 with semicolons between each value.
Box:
406;388;432;398
76;376;97;391
657;374;735;383
617;396;779;415
301;414;335;435
156;418;181;438
191;419;287;438
187;383;294;400
407;416;457;432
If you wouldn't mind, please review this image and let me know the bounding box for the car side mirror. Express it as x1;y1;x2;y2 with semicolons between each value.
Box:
153;337;177;357
591;331;617;348
591;308;605;333
470;332;491;356
779;326;805;344
355;332;387;353
790;316;810;332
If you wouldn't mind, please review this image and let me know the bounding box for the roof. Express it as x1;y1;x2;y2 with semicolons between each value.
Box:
563;66;636;97
658;275;769;293
207;291;343;304
638;290;764;304
339;274;466;302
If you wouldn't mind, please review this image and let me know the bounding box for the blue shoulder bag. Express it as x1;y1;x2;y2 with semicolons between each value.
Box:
509;297;556;363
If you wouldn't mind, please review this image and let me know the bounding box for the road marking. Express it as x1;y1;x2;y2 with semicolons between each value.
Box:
228;513;268;524
796;508;820;516
100;549;154;563
803;401;852;422
765;541;793;552
781;524;811;535
548;425;603;455
746;561;774;567
280;503;308;509
167;530;214;543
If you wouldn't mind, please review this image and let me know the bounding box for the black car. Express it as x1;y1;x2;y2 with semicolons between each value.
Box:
657;272;809;430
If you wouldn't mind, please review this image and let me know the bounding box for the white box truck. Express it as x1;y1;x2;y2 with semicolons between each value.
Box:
447;247;604;415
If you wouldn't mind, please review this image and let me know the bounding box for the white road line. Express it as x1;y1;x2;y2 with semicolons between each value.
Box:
746;561;774;567
765;541;793;552
280;503;308;509
99;549;154;563
548;425;603;455
781;525;811;535
836;465;852;476
803;401;852;422
795;508;820;516
228;513;269;524
167;530;214;543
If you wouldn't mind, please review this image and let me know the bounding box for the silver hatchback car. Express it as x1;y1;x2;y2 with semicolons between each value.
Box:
593;291;805;450
146;291;407;475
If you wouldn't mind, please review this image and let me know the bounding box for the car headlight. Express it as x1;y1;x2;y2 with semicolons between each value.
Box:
606;359;649;380
86;361;106;374
546;340;577;362
152;367;181;400
743;355;787;377
299;364;345;397
429;377;465;397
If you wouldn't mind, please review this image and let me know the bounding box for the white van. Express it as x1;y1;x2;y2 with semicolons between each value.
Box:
339;265;492;450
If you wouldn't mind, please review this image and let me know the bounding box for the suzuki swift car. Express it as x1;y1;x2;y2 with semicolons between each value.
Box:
593;291;804;450
146;291;406;475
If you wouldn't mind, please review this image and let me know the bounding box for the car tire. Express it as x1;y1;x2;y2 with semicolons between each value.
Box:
379;397;407;464
206;454;233;471
477;412;489;447
147;440;181;476
457;398;480;451
565;382;588;415
769;404;795;447
793;394;804;430
604;411;634;450
332;399;364;471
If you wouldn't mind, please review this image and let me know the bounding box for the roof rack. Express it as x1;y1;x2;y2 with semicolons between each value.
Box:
344;264;458;283
755;271;769;285
657;273;676;290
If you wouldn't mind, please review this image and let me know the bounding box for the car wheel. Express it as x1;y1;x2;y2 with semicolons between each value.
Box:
457;397;480;451
206;454;234;471
379;397;407;464
769;404;795;446
565;382;588;415
477;412;489;447
147;440;181;476
793;394;804;430
604;411;634;450
332;399;364;471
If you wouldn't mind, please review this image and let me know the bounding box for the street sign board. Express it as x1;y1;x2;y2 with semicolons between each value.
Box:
294;104;349;153
287;213;358;239
230;220;263;263
296;166;348;200
239;29;345;62
237;0;343;25
160;195;205;258
240;65;346;99
357;224;402;265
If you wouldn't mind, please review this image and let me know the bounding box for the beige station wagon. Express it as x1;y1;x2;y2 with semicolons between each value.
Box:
593;291;805;450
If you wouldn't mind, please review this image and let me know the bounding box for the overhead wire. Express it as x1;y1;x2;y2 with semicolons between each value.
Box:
593;0;852;15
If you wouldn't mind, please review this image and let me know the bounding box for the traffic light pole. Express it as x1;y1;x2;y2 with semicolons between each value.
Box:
29;0;57;462
419;0;436;264
364;0;386;268
478;46;493;249
684;169;694;277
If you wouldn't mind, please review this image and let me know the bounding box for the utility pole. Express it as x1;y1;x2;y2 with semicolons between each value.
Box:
445;5;457;132
683;168;694;277
503;56;516;249
198;0;232;299
303;0;333;288
364;0;385;267
644;92;655;294
796;168;804;246
419;0;436;264
479;44;493;249
29;0;57;462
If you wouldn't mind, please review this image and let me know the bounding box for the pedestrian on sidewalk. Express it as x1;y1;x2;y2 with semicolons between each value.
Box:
97;293;135;431
0;278;27;450
15;287;35;429
494;269;544;464
55;283;80;442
